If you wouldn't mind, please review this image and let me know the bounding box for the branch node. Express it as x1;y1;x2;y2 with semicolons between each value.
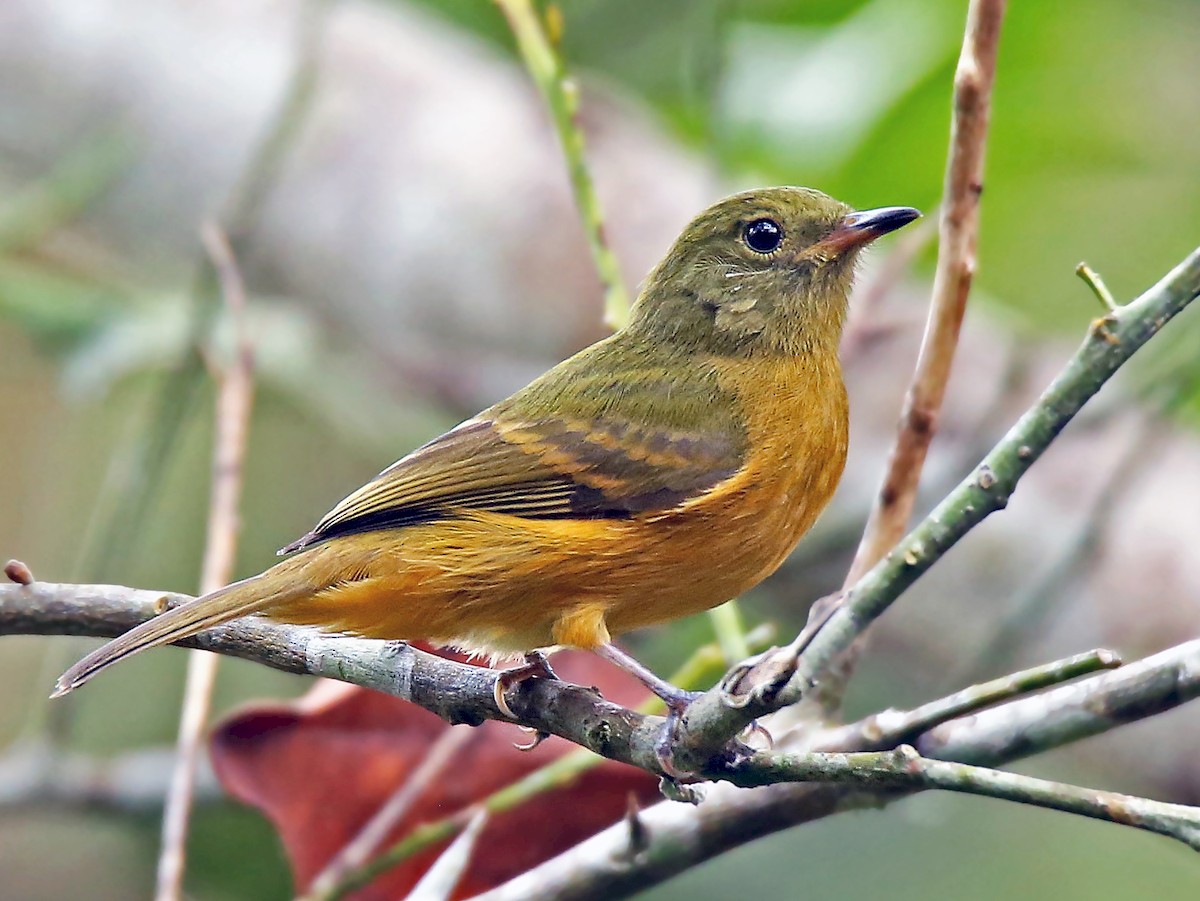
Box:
975;464;997;490
1089;315;1121;346
1076;261;1120;313
4;559;33;585
618;792;650;862
658;777;705;805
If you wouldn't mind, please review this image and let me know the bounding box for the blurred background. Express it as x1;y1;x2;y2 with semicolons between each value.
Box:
1;0;1199;898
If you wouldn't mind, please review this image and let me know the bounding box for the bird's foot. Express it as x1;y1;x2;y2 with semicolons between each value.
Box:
594;643;704;778
653;687;703;779
493;650;561;720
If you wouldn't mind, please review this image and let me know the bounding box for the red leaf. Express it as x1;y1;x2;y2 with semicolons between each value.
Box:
210;650;660;900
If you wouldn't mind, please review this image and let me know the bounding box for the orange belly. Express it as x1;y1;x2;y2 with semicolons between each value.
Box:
270;354;849;657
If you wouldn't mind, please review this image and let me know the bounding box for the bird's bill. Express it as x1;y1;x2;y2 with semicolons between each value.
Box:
816;206;921;255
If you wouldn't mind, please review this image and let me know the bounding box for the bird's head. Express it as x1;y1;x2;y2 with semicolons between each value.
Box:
628;186;919;357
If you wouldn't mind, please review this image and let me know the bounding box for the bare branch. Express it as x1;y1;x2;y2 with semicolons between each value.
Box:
847;0;1006;584
156;224;257;901
836;648;1122;749
918;638;1200;765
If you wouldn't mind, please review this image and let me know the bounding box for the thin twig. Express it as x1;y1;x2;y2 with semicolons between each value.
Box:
302;726;475;901
917;638;1200;765
739;746;1200;850
155;225;256;901
835;648;1122;749
847;0;1006;585
1077;261;1119;313
494;0;630;329
965;414;1167;678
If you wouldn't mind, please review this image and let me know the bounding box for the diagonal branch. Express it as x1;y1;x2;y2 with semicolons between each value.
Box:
734;746;1200;850
468;637;1200;901
668;243;1200;771
824;0;1008;713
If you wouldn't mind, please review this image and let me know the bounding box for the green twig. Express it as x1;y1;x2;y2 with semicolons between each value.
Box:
1076;261;1119;313
495;0;630;328
737;746;1200;851
707;601;751;665
844;648;1122;748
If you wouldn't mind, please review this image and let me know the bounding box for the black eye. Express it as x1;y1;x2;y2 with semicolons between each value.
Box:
743;218;783;254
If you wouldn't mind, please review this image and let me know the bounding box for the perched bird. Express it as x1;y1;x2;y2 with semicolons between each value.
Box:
55;187;918;727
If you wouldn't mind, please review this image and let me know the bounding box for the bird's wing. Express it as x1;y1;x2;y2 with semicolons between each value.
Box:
281;359;747;553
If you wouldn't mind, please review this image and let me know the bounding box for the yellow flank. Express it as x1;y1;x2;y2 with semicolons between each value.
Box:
270;353;848;656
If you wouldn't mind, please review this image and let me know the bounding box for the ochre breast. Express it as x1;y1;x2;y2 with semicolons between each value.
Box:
600;350;849;635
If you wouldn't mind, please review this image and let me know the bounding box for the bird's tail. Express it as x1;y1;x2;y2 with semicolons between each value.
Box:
52;566;308;697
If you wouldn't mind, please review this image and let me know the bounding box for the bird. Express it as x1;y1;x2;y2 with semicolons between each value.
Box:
55;187;919;735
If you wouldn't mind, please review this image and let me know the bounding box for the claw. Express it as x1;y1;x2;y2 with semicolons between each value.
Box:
493;650;561;719
741;719;774;749
652;689;702;778
513;724;551;752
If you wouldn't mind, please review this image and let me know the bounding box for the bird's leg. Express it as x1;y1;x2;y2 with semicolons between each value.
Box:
595;643;700;776
493;650;561;719
596;643;698;711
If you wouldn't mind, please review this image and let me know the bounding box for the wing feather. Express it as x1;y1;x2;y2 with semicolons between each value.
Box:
280;343;748;554
281;413;744;553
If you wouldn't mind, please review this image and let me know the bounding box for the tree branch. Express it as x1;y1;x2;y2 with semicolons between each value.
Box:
1;580;670;775
7;581;1200;898
847;0;1006;583
735;746;1200;850
668;243;1200;770
469;638;1200;901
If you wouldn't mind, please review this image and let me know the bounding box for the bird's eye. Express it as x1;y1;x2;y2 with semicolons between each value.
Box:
743;218;783;254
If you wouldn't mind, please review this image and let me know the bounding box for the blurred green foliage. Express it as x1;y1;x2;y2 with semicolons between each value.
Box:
416;0;1200;327
2;1;1199;899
